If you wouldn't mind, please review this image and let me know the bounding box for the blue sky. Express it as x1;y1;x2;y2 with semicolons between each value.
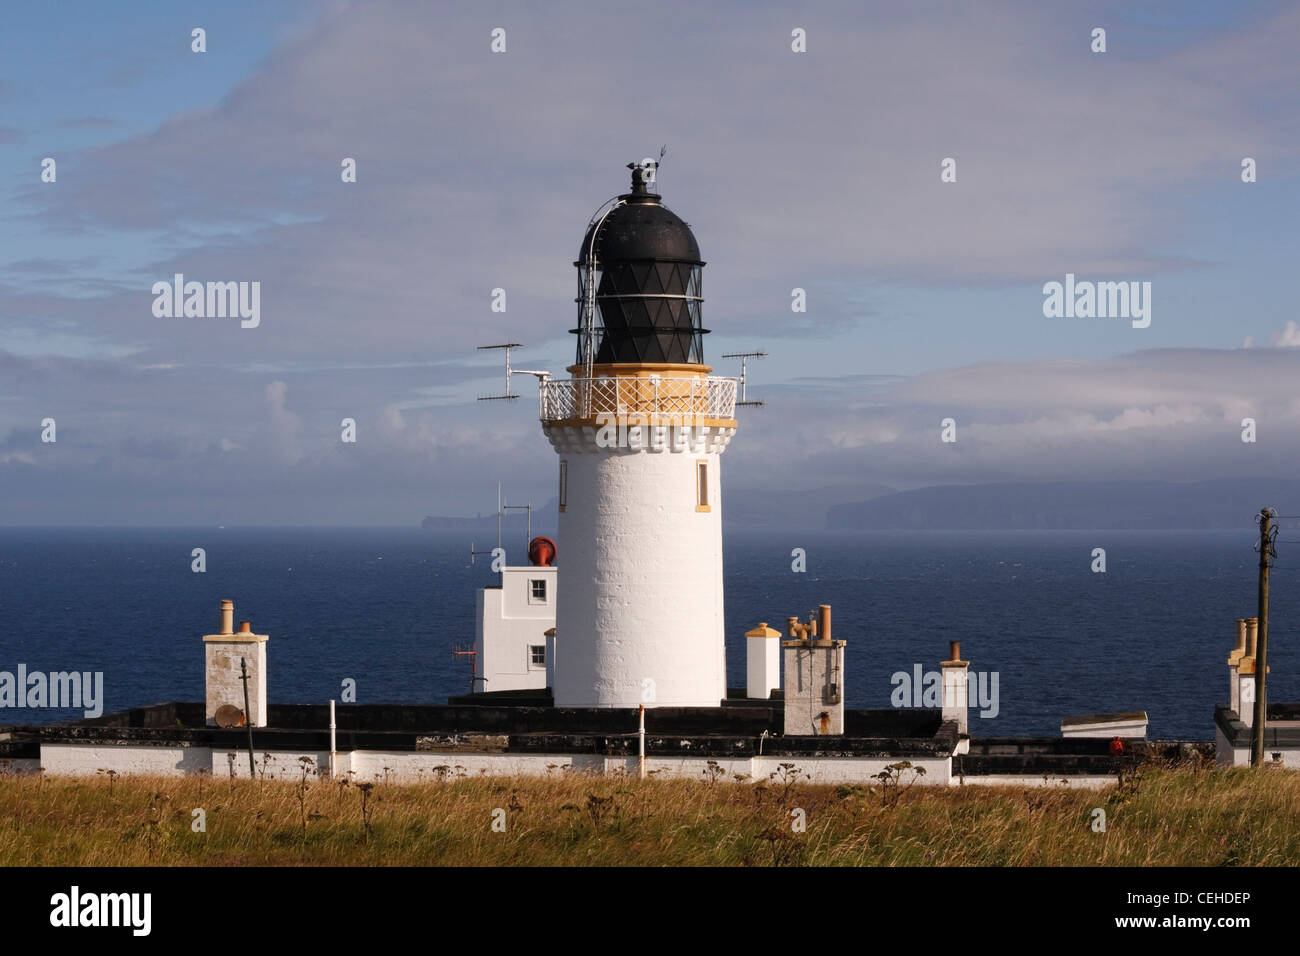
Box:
2;1;1299;523
1;3;305;290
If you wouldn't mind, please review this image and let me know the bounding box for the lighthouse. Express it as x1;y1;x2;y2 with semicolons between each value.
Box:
540;163;738;708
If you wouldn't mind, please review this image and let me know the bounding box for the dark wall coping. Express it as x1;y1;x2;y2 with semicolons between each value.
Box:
1214;705;1300;748
42;700;944;738
955;753;1143;776
15;702;957;757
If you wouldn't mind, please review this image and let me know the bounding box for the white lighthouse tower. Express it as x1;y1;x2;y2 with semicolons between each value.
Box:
540;163;738;708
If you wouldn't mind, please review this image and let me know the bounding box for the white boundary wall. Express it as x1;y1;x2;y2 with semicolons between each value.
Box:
29;742;970;786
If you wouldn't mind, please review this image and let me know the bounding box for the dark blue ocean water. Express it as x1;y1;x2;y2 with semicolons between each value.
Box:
1;528;1294;740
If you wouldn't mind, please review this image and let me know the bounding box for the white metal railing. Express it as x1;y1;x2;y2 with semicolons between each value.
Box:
540;375;737;423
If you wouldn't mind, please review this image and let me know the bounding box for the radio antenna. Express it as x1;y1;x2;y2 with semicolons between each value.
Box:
722;350;768;407
476;343;549;400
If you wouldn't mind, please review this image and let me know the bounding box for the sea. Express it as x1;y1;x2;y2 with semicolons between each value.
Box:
1;527;1294;740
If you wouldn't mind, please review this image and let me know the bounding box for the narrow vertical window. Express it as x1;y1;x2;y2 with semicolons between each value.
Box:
558;460;568;513
696;460;710;512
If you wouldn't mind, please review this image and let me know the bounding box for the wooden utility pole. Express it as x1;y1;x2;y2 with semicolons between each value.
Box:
1251;508;1274;766
240;656;257;777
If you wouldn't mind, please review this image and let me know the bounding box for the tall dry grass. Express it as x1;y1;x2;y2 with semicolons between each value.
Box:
1;759;1296;866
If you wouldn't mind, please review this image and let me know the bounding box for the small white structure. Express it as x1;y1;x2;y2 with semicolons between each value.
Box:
941;641;970;750
782;606;845;735
203;599;268;727
1060;712;1148;739
474;565;557;692
746;622;781;699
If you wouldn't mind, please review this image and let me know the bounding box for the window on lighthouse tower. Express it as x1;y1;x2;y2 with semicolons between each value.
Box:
558;460;568;513
696;460;710;512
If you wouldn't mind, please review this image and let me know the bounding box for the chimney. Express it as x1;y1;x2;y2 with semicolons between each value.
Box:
745;622;781;700
1229;619;1247;714
203;602;270;730
941;640;970;745
781;604;846;735
1238;618;1261;727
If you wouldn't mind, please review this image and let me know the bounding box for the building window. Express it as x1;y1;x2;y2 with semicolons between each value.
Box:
558;460;568;513
530;645;546;668
696;460;710;512
530;578;548;603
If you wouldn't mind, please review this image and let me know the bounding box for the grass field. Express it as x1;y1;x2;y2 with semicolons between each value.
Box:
2;760;1297;866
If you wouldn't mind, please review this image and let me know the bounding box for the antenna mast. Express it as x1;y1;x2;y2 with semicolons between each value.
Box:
722;350;768;407
451;644;482;694
476;343;523;401
476;343;549;402
469;485;536;580
468;484;505;586
502;496;533;555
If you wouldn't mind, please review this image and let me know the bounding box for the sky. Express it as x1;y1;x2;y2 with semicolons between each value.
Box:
1;0;1298;525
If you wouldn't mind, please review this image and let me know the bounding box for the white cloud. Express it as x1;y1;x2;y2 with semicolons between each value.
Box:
264;379;303;465
11;2;1300;369
4;4;1300;522
4;341;1300;523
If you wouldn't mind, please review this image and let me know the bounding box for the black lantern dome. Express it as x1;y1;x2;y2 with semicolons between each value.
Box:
573;164;707;365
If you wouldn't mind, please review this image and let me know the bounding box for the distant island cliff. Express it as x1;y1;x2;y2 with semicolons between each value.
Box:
422;499;558;534
826;479;1300;530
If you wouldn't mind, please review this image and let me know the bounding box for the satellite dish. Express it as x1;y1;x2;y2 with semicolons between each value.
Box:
215;704;246;728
